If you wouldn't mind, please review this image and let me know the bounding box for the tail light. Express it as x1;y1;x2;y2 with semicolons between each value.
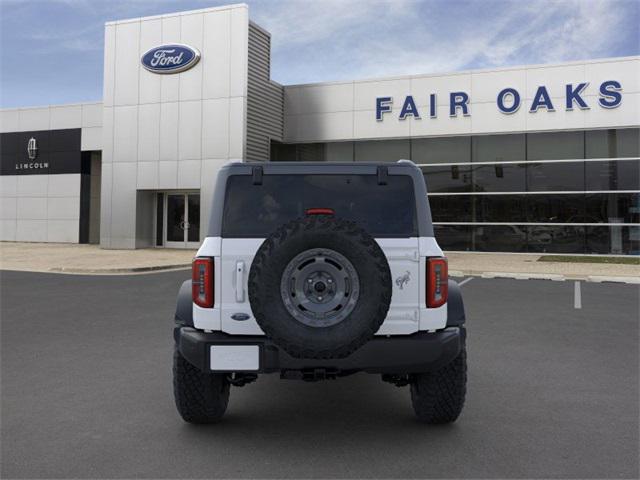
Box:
192;257;214;308
426;257;448;308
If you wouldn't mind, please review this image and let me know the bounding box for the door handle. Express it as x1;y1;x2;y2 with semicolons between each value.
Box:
235;261;245;302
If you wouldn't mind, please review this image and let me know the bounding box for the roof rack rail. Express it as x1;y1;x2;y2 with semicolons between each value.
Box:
397;159;416;165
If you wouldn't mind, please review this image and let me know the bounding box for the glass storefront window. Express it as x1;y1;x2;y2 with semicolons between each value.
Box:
475;195;528;222
435;224;639;255
585;160;640;191
527;161;585;191
429;195;473;222
434;225;472;251
354;139;409;163
422;166;473;193
472;163;526;192
585;128;640;158
412;136;470;164
585;192;640;224
269;129;639;255
472;133;525;162
526;194;585;223
586;226;640;255
472;225;528;252
526;226;585;254
527;131;584;160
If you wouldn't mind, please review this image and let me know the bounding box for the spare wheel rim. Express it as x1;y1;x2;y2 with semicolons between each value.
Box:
280;248;360;328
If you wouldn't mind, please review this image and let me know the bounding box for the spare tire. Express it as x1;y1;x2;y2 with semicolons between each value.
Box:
248;215;392;359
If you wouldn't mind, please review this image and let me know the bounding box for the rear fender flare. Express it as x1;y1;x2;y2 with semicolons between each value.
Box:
175;280;193;327
446;280;466;326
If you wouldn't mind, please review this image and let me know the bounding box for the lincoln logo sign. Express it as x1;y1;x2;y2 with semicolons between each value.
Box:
16;137;48;171
141;44;200;74
376;80;622;120
27;137;38;160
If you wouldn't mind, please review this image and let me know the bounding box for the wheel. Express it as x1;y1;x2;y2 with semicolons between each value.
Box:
410;344;467;424
173;344;230;424
248;215;392;359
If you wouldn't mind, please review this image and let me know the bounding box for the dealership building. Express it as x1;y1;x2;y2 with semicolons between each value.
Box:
1;3;638;254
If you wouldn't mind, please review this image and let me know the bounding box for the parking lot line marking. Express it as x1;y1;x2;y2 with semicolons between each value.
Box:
458;277;473;287
574;281;582;309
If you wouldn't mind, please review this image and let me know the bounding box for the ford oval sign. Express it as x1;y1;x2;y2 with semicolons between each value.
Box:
141;44;200;74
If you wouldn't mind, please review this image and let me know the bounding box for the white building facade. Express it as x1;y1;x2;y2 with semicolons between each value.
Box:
1;4;638;254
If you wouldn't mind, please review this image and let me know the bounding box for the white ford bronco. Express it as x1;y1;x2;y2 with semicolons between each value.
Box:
173;161;467;424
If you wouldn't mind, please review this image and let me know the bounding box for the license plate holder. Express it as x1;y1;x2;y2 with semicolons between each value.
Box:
210;345;259;371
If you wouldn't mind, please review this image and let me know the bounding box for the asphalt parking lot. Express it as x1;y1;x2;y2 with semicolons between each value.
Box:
1;270;638;479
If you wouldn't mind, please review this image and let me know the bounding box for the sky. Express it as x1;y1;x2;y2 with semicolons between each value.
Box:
0;0;638;108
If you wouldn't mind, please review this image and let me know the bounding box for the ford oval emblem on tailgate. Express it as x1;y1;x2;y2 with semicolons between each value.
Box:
231;313;251;321
141;44;200;74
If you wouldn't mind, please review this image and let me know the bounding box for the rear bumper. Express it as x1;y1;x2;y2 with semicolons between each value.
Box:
175;326;465;375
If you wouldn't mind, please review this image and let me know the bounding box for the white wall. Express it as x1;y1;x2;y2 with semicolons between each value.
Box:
0;102;103;149
283;57;640;143
0;174;81;243
100;4;249;249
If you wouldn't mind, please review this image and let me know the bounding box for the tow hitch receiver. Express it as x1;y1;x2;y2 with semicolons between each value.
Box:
281;368;340;381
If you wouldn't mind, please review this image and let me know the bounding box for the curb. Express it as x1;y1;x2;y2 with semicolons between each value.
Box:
587;275;640;284
480;271;565;281
48;263;191;274
449;271;640;284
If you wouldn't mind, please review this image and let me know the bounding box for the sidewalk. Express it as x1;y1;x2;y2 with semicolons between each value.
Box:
446;252;639;283
0;242;195;274
1;242;638;282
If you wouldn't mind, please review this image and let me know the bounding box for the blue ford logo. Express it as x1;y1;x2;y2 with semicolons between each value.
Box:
141;44;200;74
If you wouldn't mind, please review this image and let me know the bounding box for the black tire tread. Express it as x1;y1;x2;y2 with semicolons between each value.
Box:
173;346;230;424
410;345;467;424
248;216;392;359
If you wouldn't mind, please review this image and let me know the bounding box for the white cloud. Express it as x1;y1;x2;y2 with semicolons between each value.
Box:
25;24;102;53
253;0;634;84
252;0;415;48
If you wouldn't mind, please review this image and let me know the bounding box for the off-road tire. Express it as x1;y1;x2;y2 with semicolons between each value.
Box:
248;215;392;359
173;345;230;424
410;344;467;423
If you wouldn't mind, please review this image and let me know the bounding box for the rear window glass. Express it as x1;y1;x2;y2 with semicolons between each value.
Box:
222;174;417;237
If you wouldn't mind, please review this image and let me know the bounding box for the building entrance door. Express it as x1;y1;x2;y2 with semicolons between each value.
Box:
164;193;200;248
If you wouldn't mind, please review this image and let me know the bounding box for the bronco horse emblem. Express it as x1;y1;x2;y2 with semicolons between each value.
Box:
395;271;411;290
